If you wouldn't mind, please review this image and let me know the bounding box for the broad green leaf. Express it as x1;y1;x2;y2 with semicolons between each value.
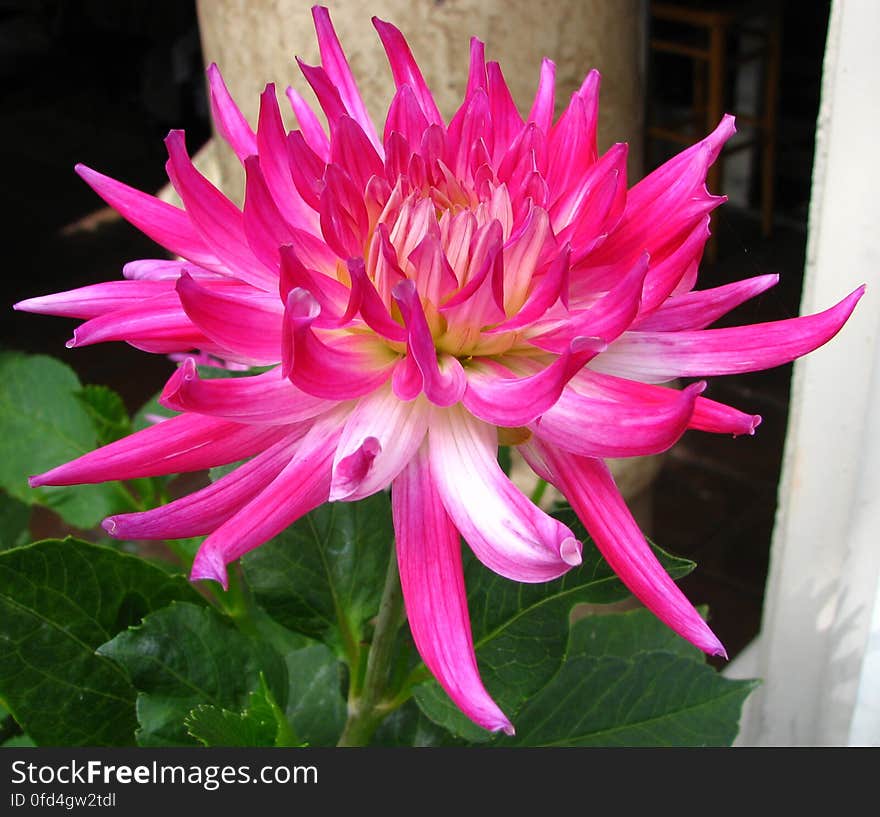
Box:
0;352;128;528
372;700;463;747
415;521;695;741
243;493;393;659
185;674;301;747
0;491;30;551
98;602;287;747
74;385;131;445
499;609;758;747
282;642;346;746
0;538;204;746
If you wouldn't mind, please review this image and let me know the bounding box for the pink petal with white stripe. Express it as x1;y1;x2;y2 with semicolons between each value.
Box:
393;447;514;735
14;280;173;319
428;406;582;582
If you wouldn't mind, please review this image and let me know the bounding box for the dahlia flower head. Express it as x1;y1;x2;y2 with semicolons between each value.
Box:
17;7;863;735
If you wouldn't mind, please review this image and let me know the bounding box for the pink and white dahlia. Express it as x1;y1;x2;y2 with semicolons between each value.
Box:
16;7;863;735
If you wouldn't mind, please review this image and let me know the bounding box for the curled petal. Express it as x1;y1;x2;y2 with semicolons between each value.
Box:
282;289;397;398
428;405;582;582
393;446;514;735
160;358;332;424
462;338;605;426
177;272;282;364
330;385;430;501
521;440;726;656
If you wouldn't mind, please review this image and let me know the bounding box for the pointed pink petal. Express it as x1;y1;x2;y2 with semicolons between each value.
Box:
462;339;604;426
282;289;397;398
407;234;458;306
206;63;257;162
160;358;332;423
286;130;326;211
319;164;369;258
176;272;282;364
330;385;430;501
123;259;207;281
346;258;407;341
372;16;444;126
534;380;704;458
279;245;350;323
311;6;382;153
164;130;276;290
103;428;308;539
487;61;524;160
546;73;600;194
428;406;582;582
62;291;212;354
521;441;726;656
384;84;430;152
285;86;330;160
527;58;556;134
74;164;220;269
594;286;866;382
190;407;346;587
30;413;289;487
243;155;294;271
296;58;349;126
331;115;386;194
14;280;173;319
256;84;318;231
635;274;780;331
530;253;648;352
393;446;514;735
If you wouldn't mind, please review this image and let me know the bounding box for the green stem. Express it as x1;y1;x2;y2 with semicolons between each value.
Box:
337;543;404;746
530;477;549;507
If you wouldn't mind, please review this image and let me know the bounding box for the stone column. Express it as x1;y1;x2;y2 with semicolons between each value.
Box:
196;0;645;199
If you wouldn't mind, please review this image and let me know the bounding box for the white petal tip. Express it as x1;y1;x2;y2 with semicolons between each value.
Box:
101;517;119;536
560;537;582;567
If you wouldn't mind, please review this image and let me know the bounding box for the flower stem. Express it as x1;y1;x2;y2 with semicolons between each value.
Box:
337;542;404;746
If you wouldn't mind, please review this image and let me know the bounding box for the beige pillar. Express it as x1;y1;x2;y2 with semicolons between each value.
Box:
196;0;645;198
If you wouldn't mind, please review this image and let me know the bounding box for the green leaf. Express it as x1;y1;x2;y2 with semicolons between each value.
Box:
372;700;463;747
98;602;287;747
282;642;346;746
243;493;393;660
0;538;204;746
74;385;131;445
0;491;30;551
498;609;758;747
0;352;131;528
414;520;695;741
185;674;302;747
